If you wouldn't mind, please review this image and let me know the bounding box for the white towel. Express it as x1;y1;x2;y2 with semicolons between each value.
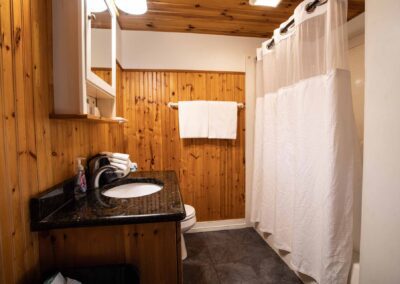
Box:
101;152;130;160
110;162;129;172
111;153;129;160
208;101;238;139
178;101;209;138
109;157;130;165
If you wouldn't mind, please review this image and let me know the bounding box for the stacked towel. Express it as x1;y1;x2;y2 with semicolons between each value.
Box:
101;152;130;160
100;152;133;174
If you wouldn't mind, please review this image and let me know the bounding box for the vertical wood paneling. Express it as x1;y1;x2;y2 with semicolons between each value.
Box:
123;70;246;221
91;68;112;85
1;0;246;281
0;0;124;282
0;0;18;281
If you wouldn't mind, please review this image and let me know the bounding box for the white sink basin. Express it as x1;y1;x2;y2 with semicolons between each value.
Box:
102;182;163;198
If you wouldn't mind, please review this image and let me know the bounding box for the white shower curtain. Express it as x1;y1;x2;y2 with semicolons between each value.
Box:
250;0;362;283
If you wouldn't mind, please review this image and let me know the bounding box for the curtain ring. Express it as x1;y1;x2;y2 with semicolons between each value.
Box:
306;0;328;14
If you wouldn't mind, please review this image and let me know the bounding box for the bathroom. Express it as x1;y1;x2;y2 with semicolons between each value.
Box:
0;0;399;283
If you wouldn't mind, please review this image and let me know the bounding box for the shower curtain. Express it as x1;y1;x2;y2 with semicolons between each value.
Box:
250;0;362;283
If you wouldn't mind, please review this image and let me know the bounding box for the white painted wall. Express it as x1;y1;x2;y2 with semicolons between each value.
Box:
91;23;123;67
349;32;365;255
119;31;264;72
116;23;122;63
360;1;400;283
348;12;365;40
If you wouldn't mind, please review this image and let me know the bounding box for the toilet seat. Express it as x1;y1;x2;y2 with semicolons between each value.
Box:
181;204;196;232
180;204;197;260
184;204;195;220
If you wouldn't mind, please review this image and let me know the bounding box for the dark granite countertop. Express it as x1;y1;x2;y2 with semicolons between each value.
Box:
30;171;186;231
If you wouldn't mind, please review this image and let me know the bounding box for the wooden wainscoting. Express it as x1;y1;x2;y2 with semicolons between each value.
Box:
92;67;112;86
0;0;124;282
121;71;246;221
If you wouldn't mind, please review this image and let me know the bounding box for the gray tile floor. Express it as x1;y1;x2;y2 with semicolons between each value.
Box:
183;228;302;284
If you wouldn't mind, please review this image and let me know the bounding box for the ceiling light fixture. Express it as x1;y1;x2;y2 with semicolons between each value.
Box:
249;0;282;7
115;0;148;15
87;0;108;13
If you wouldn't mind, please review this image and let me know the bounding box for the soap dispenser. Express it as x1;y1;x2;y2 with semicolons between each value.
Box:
74;157;87;200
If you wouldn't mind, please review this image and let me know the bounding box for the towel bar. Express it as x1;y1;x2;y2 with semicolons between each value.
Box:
167;102;245;109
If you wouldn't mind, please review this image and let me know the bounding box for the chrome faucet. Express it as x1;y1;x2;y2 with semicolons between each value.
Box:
88;156;110;178
90;165;118;189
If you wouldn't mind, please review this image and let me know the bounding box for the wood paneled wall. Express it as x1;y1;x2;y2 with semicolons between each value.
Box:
0;0;246;281
0;0;124;283
121;71;246;221
92;68;112;85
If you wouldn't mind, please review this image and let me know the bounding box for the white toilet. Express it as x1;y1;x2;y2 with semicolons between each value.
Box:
181;204;196;260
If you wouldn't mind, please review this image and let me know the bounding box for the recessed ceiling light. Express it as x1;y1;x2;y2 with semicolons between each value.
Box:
249;0;282;7
115;0;148;15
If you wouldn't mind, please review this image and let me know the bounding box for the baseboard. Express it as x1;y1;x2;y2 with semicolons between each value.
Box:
188;218;250;233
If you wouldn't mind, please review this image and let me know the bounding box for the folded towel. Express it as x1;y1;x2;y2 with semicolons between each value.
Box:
109;157;130;165
178;101;209;138
100;152;129;159
110;162;129;172
208;101;238;139
111;153;130;160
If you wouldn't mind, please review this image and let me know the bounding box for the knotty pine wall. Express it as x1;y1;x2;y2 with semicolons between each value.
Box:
0;0;124;282
0;0;246;281
120;71;246;221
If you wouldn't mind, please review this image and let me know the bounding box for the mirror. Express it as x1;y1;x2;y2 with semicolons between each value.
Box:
89;1;112;86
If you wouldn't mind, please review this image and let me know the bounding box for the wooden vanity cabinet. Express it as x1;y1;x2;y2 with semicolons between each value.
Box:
39;221;183;284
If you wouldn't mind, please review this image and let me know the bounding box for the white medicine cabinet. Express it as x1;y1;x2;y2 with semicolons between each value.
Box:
52;0;121;122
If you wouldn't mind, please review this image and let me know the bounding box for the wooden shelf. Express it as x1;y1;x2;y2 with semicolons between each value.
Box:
49;114;127;123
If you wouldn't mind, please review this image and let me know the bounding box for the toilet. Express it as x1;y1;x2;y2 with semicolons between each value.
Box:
180;204;196;260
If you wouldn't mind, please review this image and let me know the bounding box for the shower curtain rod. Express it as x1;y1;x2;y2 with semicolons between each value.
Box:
267;0;327;49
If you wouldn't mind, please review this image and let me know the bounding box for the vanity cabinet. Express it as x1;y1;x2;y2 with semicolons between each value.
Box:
52;0;118;119
38;222;183;284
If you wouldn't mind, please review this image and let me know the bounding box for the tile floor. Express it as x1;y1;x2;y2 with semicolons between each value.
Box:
183;228;301;284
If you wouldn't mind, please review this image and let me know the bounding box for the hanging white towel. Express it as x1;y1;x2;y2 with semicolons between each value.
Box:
208;101;238;139
178;101;209;138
